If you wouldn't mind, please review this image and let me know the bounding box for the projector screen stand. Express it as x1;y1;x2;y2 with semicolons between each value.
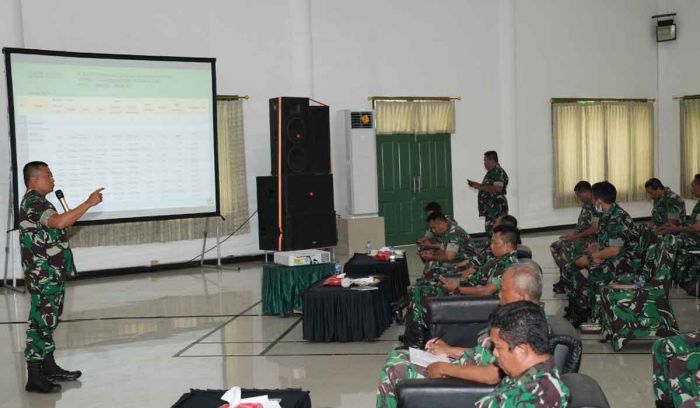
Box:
3;175;24;293
199;216;238;271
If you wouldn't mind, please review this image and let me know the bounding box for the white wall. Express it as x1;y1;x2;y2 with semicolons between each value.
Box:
1;0;698;277
657;0;700;196
514;0;659;228
0;0;24;281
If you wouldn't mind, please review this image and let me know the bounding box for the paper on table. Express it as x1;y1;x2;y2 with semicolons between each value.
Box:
409;347;451;367
221;386;283;408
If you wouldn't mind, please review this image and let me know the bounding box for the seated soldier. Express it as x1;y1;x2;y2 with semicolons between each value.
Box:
439;225;520;297
564;181;642;329
418;212;475;282
400;225;517;347
416;202;458;251
550;181;598;294
652;329;700;408
475;301;569;408
658;174;700;288
376;263;543;408
645;178;687;232
468;214;519;269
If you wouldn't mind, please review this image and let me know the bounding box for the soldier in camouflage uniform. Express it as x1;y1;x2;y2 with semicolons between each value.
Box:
599;234;679;351
476;301;569;408
550;181;599;293
18;161;103;393
377;264;543;408
645;178;687;230
401;225;517;347
658;174;700;287
418;212;475;282
564;181;642;328
416;202;458;251
468;151;509;237
652;329;699;408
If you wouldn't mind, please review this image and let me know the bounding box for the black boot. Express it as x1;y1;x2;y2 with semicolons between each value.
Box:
25;361;61;393
43;353;82;382
655;400;674;408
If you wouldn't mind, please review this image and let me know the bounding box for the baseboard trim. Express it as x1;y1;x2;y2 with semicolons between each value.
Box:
1;254;266;287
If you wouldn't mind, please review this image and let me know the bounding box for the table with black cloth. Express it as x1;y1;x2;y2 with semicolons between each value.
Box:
302;276;392;342
262;263;335;317
342;254;410;303
172;388;311;408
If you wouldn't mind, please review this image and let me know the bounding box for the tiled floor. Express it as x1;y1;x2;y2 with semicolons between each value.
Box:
0;232;697;407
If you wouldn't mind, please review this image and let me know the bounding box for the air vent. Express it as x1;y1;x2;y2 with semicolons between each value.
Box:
350;111;373;129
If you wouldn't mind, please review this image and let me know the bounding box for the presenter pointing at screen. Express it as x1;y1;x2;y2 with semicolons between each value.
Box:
18;161;103;393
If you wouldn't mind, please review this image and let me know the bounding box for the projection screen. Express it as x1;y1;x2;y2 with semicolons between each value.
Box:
3;48;219;225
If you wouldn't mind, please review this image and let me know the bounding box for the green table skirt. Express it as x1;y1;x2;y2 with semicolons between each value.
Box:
262;263;335;316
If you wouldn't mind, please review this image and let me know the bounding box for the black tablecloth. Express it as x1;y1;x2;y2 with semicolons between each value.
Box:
343;254;409;303
302;277;392;342
172;388;311;408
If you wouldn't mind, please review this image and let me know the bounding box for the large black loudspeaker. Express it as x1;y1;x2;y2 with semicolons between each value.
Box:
257;174;337;251
269;97;331;175
259;97;336;251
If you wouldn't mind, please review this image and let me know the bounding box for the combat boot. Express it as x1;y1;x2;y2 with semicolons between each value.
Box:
25;361;61;393
43;353;82;381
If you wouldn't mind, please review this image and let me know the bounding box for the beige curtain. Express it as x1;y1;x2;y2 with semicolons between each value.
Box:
69;98;249;247
552;101;654;208
681;98;700;198
375;100;455;135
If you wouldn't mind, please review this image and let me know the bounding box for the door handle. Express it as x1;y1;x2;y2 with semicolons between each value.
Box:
418;176;422;193
411;176;416;193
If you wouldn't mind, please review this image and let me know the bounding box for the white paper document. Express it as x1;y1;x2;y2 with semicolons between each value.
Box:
221;386;283;408
408;347;451;367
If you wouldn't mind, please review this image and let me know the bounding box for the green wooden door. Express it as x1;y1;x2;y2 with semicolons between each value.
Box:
377;134;453;245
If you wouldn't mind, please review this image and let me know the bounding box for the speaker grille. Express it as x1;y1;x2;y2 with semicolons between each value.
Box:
351;111;373;129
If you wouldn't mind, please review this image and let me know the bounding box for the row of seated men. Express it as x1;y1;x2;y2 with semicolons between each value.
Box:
371;196;699;407
549;176;700;342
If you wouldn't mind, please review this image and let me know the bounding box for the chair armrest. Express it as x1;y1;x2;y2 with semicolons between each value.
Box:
396;378;494;408
561;373;610;408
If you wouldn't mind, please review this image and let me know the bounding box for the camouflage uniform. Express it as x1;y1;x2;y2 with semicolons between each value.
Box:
672;201;700;285
376;329;494;408
550;202;598;287
422;223;475;282
652;330;700;408
652;188;687;228
404;251;517;343
566;203;641;318
475;358;569;408
599;234;679;351
18;190;76;363
478;165;509;237
422;214;458;241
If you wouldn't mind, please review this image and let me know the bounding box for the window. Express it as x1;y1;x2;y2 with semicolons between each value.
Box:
680;97;700;198
552;100;654;208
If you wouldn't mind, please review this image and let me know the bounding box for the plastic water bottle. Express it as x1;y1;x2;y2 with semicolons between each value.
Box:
334;262;342;275
634;275;645;289
389;246;396;262
365;241;372;255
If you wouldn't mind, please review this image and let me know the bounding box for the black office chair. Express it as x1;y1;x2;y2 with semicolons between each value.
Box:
396;334;583;408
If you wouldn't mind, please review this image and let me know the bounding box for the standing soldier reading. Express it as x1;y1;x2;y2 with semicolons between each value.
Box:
468;151;509;237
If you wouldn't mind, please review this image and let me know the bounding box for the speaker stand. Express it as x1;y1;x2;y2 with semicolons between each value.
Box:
3;172;24;293
199;216;239;271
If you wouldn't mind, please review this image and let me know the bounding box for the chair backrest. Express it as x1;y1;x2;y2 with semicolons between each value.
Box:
427;296;499;348
561;373;611;408
550;334;582;374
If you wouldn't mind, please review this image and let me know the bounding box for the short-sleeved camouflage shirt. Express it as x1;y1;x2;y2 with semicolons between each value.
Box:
18;190;75;281
575;202;599;232
478;165;509;218
463;250;518;292
684;201;700;226
595;203;639;258
652;188;687;227
476;358;569;408
439;223;476;263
